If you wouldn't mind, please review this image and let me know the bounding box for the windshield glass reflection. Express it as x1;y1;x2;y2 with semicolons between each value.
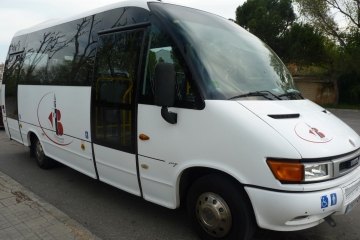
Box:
149;3;300;100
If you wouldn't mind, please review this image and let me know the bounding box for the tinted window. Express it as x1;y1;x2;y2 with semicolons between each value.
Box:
48;14;103;86
100;7;150;30
20;28;55;84
8;35;27;56
4;53;25;119
14;7;149;87
140;17;204;109
92;29;144;152
20;14;103;86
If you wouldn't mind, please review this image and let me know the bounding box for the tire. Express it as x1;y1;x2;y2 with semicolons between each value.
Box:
187;174;256;240
33;137;54;169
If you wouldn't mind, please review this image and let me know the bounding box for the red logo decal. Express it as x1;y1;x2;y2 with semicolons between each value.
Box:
309;128;325;138
48;109;63;136
294;122;332;143
37;93;73;146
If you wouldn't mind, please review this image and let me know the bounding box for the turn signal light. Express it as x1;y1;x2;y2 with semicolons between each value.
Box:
267;160;304;182
139;134;150;140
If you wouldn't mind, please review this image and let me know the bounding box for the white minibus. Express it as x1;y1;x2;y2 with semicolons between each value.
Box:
2;1;360;239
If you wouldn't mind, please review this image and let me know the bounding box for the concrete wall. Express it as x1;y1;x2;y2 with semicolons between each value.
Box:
294;77;335;104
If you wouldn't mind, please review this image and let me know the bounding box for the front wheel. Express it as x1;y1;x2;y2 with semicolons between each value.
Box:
33;137;54;169
187;174;256;240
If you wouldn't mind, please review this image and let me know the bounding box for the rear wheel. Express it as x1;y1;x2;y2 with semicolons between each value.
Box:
187;174;256;240
33;137;54;169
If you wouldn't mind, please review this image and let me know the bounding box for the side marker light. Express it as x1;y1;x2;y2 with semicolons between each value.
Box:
139;134;150;140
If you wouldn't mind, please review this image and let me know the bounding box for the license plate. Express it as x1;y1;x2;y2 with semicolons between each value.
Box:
345;195;360;214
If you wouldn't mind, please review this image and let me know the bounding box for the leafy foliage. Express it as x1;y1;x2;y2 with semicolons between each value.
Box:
279;23;326;67
338;72;360;104
236;0;326;67
236;0;296;53
294;0;360;103
294;0;360;49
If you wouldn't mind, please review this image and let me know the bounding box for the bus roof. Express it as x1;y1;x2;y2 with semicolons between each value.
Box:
13;0;157;38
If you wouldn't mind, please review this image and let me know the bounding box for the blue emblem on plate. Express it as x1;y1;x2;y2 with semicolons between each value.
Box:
330;193;337;206
85;131;89;139
321;195;328;208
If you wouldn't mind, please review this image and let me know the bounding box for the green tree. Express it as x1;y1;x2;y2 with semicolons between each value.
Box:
346;29;360;74
320;41;347;104
236;0;296;53
294;0;360;104
294;0;360;50
279;23;326;66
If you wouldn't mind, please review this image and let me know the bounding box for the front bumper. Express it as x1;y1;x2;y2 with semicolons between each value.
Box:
245;167;360;231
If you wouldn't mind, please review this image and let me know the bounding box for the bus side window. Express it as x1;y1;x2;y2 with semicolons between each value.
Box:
4;54;23;119
8;35;27;56
100;7;150;30
20;28;59;85
19;13;102;86
3;35;27;119
140;19;203;110
48;14;102;86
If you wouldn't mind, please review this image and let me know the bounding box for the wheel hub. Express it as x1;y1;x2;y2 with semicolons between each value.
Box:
36;141;44;163
196;192;232;238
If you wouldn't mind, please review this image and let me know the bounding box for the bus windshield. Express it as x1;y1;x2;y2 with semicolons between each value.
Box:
149;3;300;100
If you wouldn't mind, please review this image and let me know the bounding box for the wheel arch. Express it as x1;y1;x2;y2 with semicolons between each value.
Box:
27;130;40;147
177;166;254;212
27;130;41;158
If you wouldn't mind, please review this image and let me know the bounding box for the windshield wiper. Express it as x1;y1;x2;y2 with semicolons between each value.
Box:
277;91;303;99
257;90;282;100
228;91;273;100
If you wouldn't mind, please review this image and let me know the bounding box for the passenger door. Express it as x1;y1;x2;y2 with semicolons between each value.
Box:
137;19;205;208
4;53;24;144
91;29;145;196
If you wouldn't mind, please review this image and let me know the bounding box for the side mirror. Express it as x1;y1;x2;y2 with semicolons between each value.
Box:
154;62;177;124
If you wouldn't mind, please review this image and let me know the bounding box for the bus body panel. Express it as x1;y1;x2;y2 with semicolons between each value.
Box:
1;85;10;137
17;85;97;178
39;128;97;178
138;100;360;210
4;81;23;143
138;155;177;208
137;101;303;209
240;100;360;158
18;85;92;142
7;118;23;143
94;144;141;196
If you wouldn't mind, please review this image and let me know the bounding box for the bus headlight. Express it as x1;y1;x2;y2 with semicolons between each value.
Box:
303;162;332;182
267;160;303;182
267;159;333;182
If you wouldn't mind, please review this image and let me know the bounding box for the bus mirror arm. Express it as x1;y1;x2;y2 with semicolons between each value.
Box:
161;107;177;124
154;63;177;124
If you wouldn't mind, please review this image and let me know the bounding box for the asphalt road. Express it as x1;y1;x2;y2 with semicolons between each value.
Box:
0;108;359;240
